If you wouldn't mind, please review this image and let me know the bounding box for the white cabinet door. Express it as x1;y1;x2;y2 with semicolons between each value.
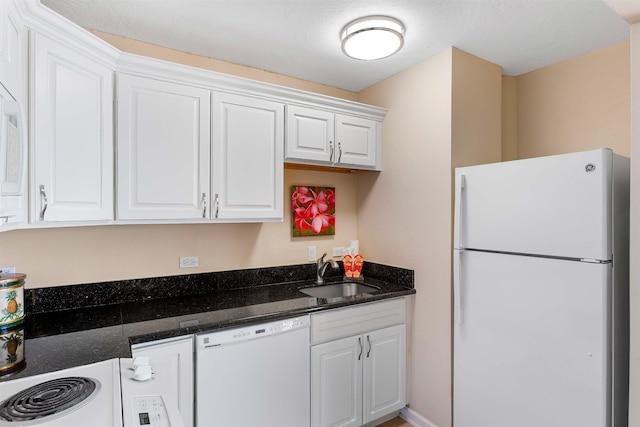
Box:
0;0;23;101
362;324;406;424
31;32;114;222
335;114;377;168
211;92;283;221
117;74;210;220
311;335;363;427
286;105;334;163
131;335;194;427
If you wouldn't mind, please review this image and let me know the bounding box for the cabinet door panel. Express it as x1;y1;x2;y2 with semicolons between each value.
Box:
212;92;283;220
131;336;194;427
335;114;376;168
286;105;334;163
363;324;406;424
311;336;362;427
31;33;113;222
117;74;210;220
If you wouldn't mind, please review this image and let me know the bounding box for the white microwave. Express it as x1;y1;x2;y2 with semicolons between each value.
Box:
0;83;26;227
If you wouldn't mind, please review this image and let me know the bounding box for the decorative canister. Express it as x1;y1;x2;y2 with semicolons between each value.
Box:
0;272;25;328
0;322;25;375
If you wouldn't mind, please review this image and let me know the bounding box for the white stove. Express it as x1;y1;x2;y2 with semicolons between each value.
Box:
0;358;184;427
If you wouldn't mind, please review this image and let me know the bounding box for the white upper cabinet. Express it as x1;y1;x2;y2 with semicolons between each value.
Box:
30;32;114;223
117;73;211;220
286;105;334;163
211;92;284;221
0;0;23;101
286;105;381;170
335;114;378;168
2;1;386;230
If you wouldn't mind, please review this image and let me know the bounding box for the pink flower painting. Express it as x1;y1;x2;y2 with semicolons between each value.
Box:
291;186;336;237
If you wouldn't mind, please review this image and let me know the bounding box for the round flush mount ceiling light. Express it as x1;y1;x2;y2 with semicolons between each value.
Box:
341;16;405;61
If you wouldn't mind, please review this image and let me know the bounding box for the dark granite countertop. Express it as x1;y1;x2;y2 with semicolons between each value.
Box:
1;262;414;382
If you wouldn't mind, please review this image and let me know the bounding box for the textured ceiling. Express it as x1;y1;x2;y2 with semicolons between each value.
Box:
41;0;630;92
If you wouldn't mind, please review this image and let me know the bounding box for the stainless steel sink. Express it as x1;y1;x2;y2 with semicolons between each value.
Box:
299;282;379;299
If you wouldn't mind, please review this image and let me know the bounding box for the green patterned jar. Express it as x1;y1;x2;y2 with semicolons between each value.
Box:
0;272;25;328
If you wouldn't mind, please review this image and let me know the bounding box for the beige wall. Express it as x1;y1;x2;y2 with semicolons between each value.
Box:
357;47;501;427
501;76;518;161
515;41;630;159
451;50;502;169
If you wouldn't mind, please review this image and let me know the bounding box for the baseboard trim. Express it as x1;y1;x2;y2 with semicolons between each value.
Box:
400;407;439;427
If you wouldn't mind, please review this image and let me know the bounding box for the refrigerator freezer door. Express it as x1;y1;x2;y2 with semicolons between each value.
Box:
454;251;610;427
455;148;611;261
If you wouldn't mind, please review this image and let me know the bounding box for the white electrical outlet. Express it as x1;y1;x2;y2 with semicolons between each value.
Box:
308;246;316;262
179;256;199;268
333;247;346;257
0;266;16;274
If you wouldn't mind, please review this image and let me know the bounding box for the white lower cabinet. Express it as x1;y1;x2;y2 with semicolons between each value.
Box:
131;335;194;427
310;299;407;427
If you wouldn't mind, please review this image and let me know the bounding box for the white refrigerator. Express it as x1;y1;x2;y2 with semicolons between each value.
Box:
453;148;629;427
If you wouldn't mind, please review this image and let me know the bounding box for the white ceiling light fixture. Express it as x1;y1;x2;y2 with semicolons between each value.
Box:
341;15;405;61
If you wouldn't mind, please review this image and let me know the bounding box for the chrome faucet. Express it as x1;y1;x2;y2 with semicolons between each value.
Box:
316;252;339;284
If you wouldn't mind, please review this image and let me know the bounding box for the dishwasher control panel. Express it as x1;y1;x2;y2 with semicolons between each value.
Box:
196;316;310;348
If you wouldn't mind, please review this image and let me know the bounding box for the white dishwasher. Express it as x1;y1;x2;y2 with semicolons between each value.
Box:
195;316;310;427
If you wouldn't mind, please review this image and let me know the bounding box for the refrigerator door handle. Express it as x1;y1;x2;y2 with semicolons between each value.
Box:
454;248;464;325
453;173;466;249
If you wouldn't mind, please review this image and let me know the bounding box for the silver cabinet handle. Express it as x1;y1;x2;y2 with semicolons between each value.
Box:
214;193;220;219
338;142;342;163
329;140;334;163
39;185;48;221
366;335;371;358
358;337;363;361
201;193;207;218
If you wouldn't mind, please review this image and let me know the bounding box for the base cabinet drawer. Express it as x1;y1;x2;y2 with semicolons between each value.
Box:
310;297;406;344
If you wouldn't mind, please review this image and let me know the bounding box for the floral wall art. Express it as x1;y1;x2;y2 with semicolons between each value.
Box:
291;186;336;237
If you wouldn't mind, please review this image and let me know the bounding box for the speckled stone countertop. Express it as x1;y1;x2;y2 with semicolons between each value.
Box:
1;262;414;382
